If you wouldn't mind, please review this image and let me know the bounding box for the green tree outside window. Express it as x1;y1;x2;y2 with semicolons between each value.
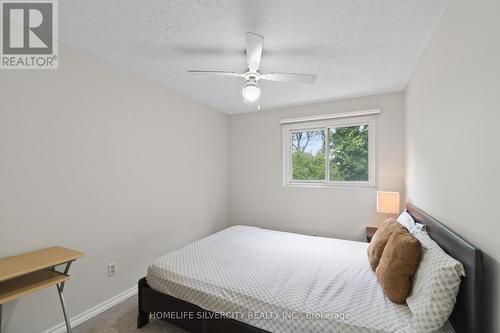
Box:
291;125;369;182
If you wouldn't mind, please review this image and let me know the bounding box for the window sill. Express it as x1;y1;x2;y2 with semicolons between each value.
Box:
283;182;376;189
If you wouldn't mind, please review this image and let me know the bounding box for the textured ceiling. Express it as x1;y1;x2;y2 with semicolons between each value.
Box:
59;0;448;114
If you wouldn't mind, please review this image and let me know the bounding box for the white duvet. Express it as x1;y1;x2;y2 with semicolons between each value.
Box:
147;226;454;333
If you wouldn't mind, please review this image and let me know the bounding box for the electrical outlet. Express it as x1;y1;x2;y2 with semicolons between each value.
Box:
108;262;117;277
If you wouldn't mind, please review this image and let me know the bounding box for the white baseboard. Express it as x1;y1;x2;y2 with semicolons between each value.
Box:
42;285;138;333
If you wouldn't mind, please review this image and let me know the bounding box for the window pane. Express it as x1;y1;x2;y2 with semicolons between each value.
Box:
328;125;369;181
291;129;325;180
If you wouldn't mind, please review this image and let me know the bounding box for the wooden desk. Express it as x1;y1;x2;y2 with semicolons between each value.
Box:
0;247;84;333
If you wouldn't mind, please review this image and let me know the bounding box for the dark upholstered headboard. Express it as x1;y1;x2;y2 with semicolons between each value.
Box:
406;203;483;333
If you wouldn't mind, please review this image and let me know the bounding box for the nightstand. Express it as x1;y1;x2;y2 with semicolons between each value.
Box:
366;224;379;242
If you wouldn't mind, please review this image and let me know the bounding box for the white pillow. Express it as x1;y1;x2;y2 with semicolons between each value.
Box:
414;222;425;232
397;210;419;232
407;230;465;332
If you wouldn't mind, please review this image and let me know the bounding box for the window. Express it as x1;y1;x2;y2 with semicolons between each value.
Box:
282;111;377;187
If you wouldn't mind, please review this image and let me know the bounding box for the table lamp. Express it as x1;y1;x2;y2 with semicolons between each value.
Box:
377;191;400;218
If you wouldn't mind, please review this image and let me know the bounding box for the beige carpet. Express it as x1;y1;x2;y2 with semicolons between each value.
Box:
73;295;187;333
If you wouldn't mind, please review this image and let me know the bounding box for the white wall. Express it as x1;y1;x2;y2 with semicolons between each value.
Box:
229;92;405;241
0;45;229;333
405;0;500;332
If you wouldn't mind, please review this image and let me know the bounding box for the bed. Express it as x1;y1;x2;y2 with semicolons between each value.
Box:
137;203;483;333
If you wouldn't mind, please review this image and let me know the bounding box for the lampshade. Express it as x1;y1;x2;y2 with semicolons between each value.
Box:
377;191;400;215
242;82;261;102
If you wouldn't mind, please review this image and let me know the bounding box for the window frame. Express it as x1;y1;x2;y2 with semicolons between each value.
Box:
282;112;377;188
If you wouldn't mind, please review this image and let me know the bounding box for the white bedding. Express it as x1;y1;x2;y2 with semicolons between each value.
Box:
147;226;454;333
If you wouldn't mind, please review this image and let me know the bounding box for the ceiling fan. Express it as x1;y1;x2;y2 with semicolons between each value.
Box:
187;32;317;103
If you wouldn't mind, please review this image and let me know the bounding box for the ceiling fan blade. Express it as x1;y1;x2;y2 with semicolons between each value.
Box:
246;32;263;72
261;72;317;84
187;70;243;78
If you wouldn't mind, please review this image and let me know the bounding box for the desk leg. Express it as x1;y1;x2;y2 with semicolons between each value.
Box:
0;303;3;333
56;261;73;333
57;284;72;333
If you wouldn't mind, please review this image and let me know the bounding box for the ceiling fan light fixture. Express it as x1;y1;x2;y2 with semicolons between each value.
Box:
187;33;317;107
242;82;261;102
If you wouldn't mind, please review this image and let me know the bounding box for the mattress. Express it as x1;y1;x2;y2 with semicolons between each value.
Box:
147;226;454;333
